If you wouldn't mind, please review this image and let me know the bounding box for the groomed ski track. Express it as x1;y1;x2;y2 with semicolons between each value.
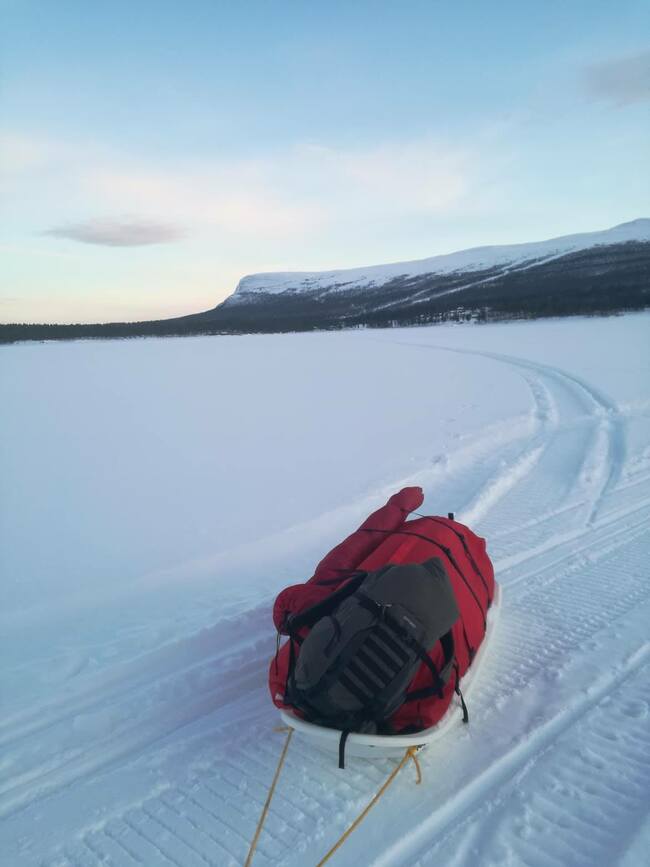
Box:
2;333;650;866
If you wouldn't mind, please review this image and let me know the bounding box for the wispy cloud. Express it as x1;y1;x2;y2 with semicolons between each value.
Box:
6;129;491;266
583;49;650;105
79;137;474;243
44;217;186;247
85;165;317;238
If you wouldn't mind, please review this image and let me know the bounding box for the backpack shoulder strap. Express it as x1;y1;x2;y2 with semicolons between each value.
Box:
403;630;455;703
286;570;368;635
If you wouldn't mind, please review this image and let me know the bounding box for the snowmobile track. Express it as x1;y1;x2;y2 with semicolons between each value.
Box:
379;338;626;534
34;526;650;867
409;652;650;867
4;332;649;867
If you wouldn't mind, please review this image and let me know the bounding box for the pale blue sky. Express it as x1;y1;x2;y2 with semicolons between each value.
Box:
2;0;649;322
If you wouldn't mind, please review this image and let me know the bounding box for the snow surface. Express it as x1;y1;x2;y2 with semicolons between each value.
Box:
228;219;650;300
1;312;650;866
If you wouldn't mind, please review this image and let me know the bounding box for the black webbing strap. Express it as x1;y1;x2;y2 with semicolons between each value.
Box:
407;636;446;699
356;595;448;700
454;661;469;723
421;516;491;606
273;630;281;675
338;729;351;769
285;571;368;635
439;632;456;683
316;568;367;587
404;631;456;702
284;635;298;699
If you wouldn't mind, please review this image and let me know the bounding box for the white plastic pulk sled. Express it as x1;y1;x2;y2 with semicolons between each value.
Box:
245;584;501;866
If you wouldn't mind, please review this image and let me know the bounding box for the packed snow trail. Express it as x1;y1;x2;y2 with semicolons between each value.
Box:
1;315;648;866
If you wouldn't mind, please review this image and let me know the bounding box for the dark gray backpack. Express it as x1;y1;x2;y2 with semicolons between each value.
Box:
284;558;459;765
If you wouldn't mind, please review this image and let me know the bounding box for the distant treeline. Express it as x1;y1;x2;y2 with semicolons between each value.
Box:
0;318;236;344
2;241;648;344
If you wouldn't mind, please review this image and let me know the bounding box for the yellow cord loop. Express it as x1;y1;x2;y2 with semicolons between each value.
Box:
244;728;294;867
407;746;422;784
245;734;423;867
315;746;422;866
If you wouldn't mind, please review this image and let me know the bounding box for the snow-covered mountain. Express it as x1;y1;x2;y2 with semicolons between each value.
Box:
176;218;649;330
225;218;650;304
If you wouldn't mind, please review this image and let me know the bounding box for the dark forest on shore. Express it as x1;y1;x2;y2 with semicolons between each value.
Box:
3;241;648;344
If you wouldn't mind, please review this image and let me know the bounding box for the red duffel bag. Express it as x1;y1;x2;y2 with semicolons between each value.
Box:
269;486;495;733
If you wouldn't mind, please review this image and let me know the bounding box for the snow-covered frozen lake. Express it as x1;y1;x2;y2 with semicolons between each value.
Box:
1;313;649;866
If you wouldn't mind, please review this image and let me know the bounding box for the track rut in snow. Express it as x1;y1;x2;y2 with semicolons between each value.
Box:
378;338;627;537
410;651;650;867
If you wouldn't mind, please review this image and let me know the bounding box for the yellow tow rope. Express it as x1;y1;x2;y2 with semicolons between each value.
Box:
316;746;422;866
244;728;422;867
244;727;294;867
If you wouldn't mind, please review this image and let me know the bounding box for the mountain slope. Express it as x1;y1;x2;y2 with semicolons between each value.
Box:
180;218;650;332
226;218;650;302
